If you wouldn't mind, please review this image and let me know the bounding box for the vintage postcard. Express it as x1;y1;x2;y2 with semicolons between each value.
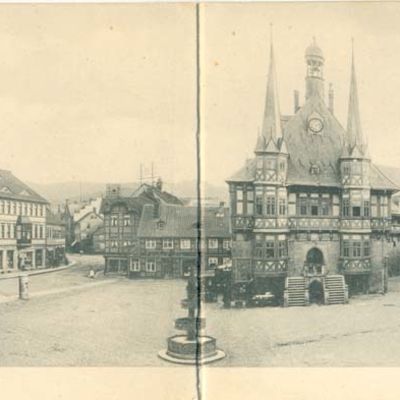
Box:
1;2;400;399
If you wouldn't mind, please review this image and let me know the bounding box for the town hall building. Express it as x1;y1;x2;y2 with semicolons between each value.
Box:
227;39;398;306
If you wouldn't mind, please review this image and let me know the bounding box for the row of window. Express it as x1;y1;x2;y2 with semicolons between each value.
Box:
254;235;287;259
110;240;133;248
0;200;45;217
110;215;132;227
341;240;370;258
234;189;390;218
47;227;65;240
0;223;45;240
144;238;232;251
130;257;232;272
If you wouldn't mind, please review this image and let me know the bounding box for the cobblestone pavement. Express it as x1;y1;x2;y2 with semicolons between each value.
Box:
1;260;400;366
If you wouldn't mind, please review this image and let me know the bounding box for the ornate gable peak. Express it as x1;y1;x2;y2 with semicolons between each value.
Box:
279;137;289;154
265;137;280;153
254;134;266;153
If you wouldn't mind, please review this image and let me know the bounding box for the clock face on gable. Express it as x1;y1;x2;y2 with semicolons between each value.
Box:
308;117;324;134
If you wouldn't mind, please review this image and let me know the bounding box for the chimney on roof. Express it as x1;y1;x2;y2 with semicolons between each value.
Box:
156;177;163;191
294;90;300;113
328;83;334;114
219;201;225;207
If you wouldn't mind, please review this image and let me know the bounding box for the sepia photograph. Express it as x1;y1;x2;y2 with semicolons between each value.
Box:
1;1;400;398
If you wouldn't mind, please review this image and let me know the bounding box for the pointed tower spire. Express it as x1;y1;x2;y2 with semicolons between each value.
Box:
346;39;366;155
261;24;282;143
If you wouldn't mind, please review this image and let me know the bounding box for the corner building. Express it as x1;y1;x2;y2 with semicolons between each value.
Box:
227;39;398;306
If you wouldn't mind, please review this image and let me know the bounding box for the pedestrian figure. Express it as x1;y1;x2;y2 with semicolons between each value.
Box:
89;269;95;279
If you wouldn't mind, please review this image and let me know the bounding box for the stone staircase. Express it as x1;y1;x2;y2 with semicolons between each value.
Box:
284;277;309;307
324;275;348;305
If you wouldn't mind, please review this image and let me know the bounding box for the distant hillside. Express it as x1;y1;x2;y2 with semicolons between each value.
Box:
28;180;228;205
27;166;400;205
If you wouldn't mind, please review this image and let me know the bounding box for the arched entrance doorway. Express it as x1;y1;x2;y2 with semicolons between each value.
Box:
309;279;324;304
305;247;324;275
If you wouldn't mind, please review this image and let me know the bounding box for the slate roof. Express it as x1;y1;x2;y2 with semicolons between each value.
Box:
0;169;48;203
227;96;398;192
100;196;150;215
138;204;231;238
131;183;183;206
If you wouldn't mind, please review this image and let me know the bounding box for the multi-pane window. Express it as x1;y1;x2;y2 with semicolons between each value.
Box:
247;190;254;215
363;241;370;257
0;201;3;214
131;260;140;272
208;239;218;249
321;196;330;215
111;240;118;248
363;201;370;217
145;240;157;250
254;238;263;258
223;240;231;250
265;241;275;258
163;239;174;250
265;195;276;216
343;164;351;175
208;257;218;268
123;216;130;226
342;237;370;258
236;189;243;215
352;242;361;257
111;216;118;226
223;257;231;264
278;198;286;216
180;239;191;250
343;241;350;257
310;198;319;216
278;241;287;258
146;261;156;272
342;199;350;217
300;197;308;216
255;195;263;215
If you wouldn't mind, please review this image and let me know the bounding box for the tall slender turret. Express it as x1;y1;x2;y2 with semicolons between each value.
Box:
346;41;367;156
305;37;325;100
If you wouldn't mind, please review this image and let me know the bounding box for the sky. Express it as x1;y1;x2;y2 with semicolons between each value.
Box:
202;3;400;186
0;4;196;185
0;3;400;187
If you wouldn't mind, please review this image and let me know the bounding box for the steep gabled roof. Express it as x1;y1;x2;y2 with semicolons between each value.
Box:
131;183;183;206
138;204;231;238
0;169;48;203
284;96;345;186
100;196;150;215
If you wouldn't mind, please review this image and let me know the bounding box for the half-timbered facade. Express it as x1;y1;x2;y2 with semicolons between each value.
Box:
227;39;398;305
101;181;184;275
132;203;231;279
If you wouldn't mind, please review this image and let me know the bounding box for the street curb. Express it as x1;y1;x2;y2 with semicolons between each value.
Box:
0;279;118;305
0;261;77;281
